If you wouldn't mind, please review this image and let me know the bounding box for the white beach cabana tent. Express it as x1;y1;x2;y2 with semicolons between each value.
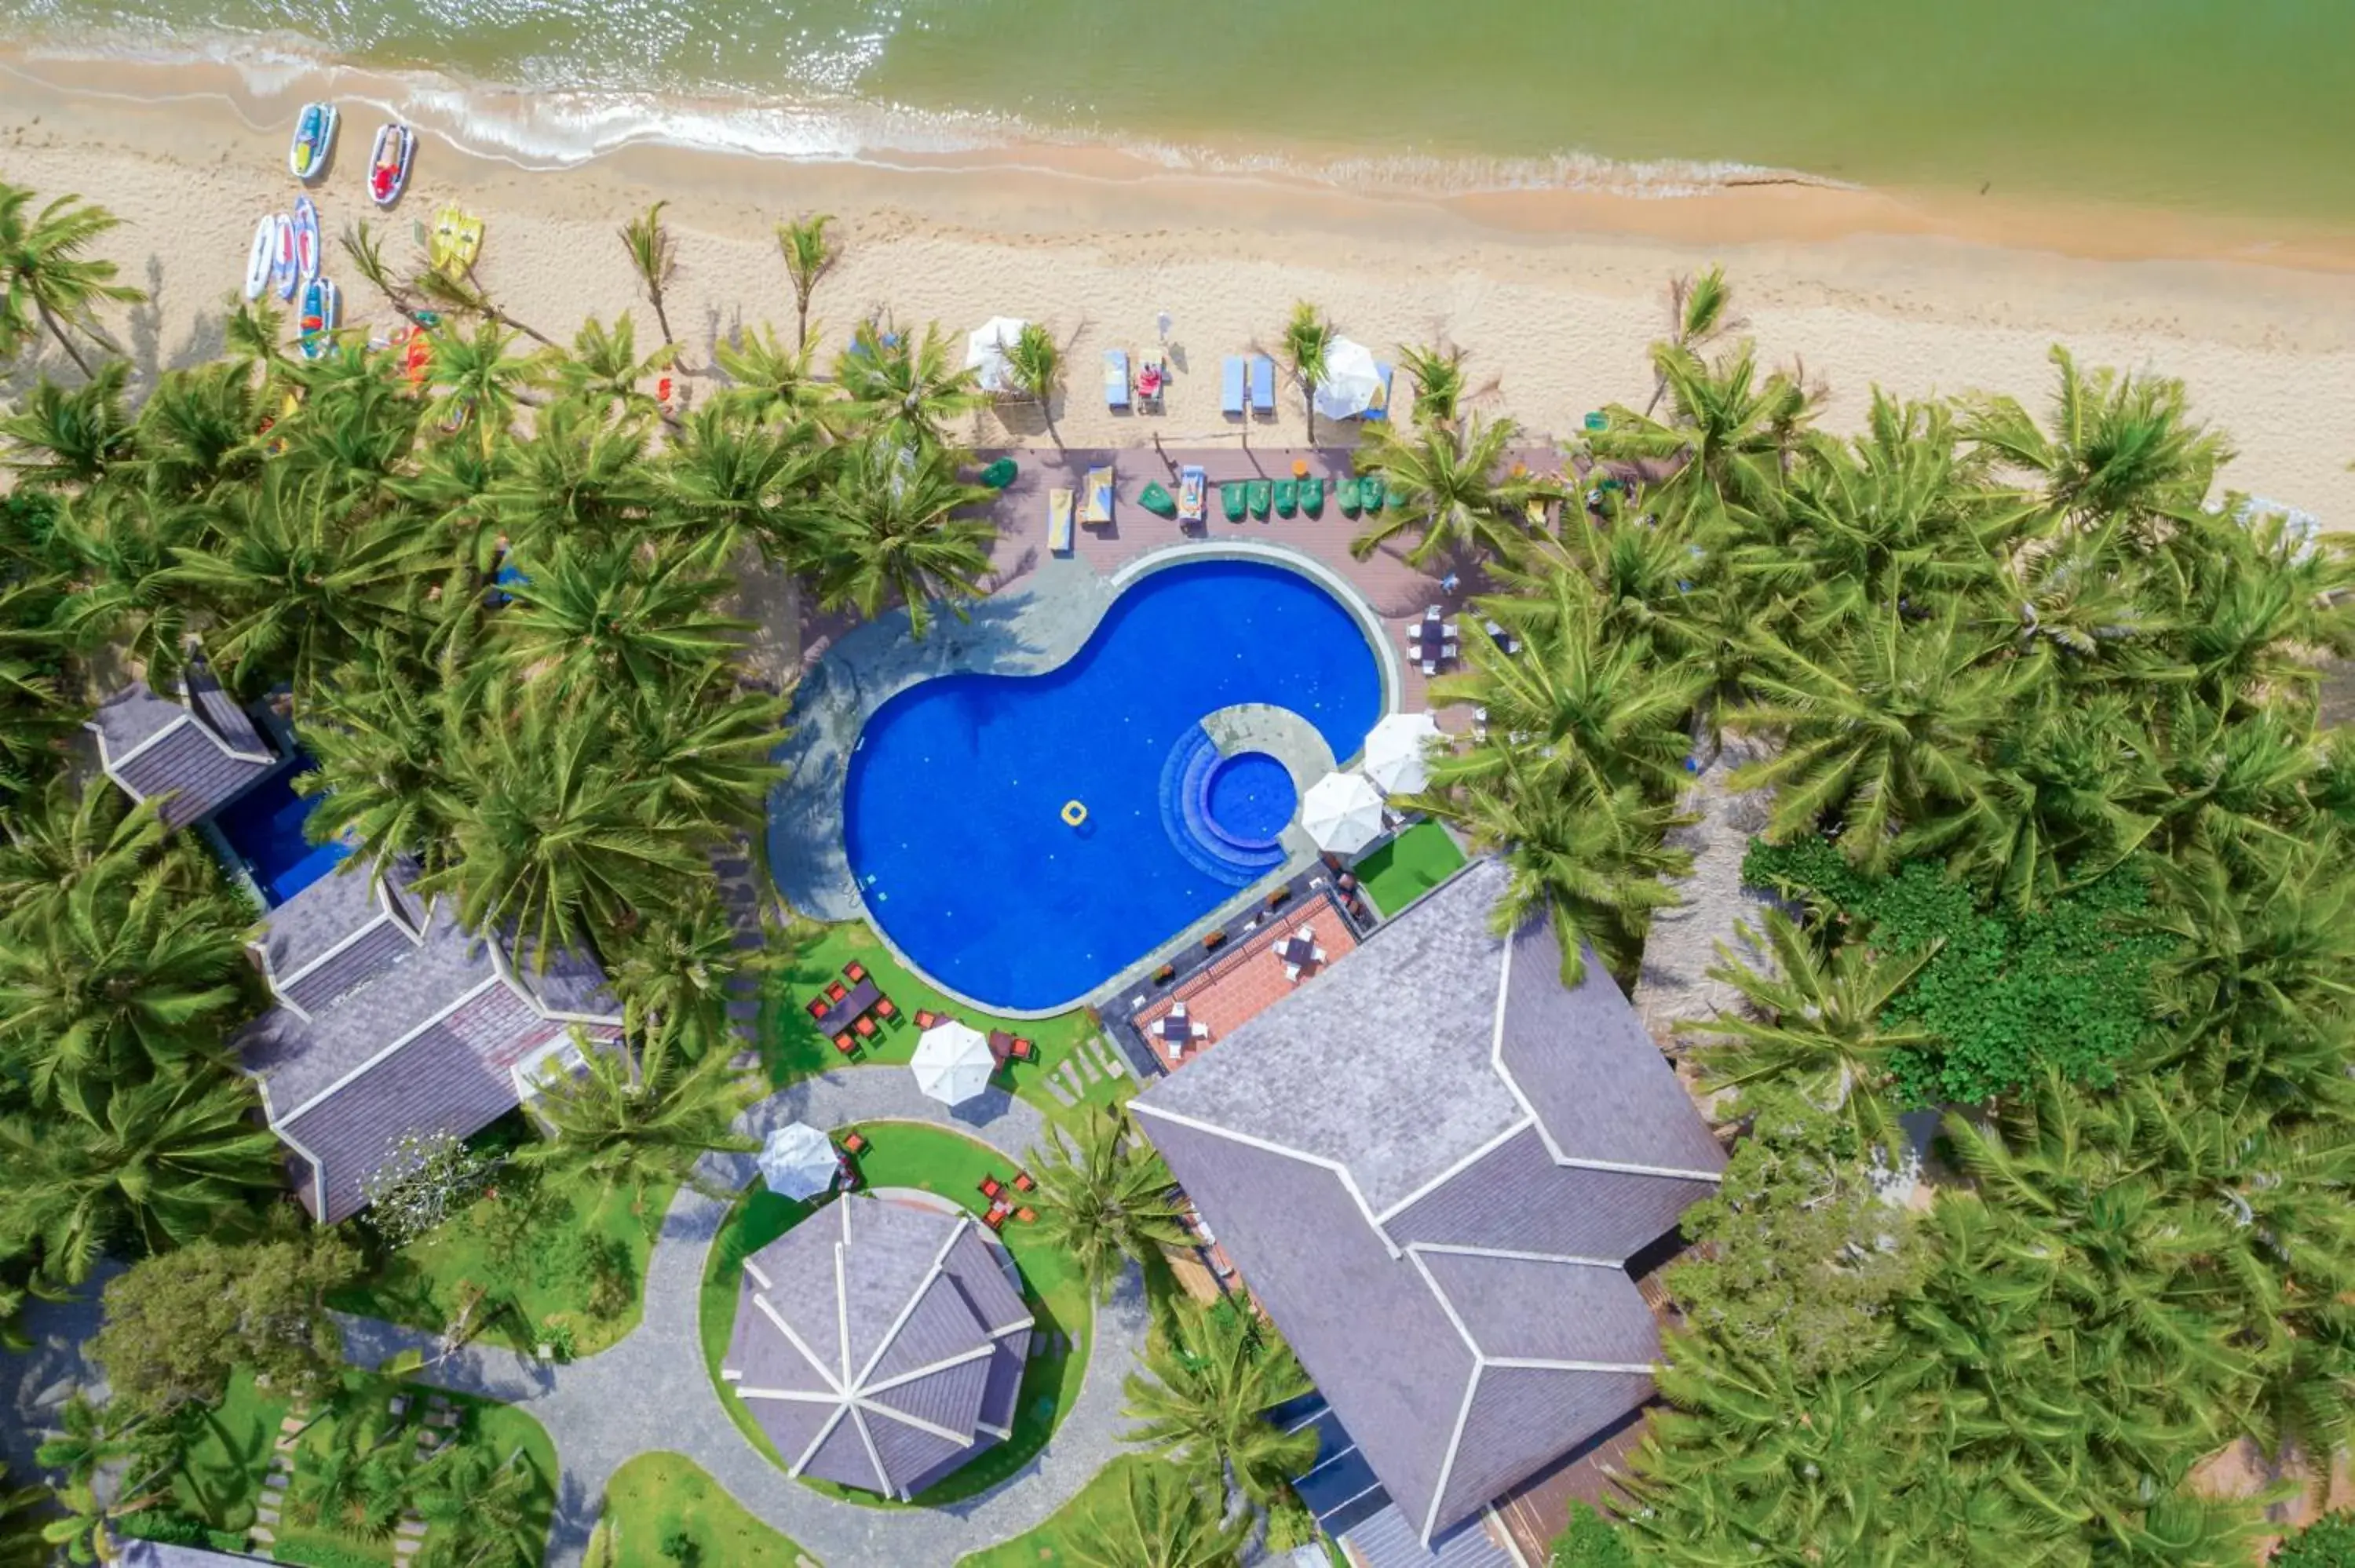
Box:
1361;711;1442;797
1313;337;1386;422
964;317;1029;396
754;1121;840;1202
911;1019;997;1107
1301;770;1386;856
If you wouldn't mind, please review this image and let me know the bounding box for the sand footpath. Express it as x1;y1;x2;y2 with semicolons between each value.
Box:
5;51;2353;521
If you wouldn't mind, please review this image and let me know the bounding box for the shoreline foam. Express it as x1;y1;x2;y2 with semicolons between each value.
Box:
4;44;2355;525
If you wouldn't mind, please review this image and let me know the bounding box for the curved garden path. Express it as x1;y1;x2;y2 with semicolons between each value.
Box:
338;1067;1149;1568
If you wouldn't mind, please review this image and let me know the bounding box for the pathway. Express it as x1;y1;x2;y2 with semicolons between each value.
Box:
1633;733;1780;1049
337;1067;1148;1568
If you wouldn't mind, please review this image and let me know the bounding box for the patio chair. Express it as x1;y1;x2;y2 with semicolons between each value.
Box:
984;1205;1010;1231
839;1161;864;1191
845;961;867;983
1013;1170;1035;1193
1010;1037;1038;1062
825;980;848;1003
1422;657;1437;676
1283;961;1302;983
805;997;827;1019
833;1032;856;1055
854;1015;878;1040
841;1130;870;1155
1016;1207;1037;1223
874;996;898;1022
915;1009;942;1028
1426;604;1442;621
980;1176;1004;1201
1190;1020;1210;1040
1104;348;1131;411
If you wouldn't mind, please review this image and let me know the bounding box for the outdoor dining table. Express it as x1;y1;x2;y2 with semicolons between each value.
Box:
1277;935;1320;968
812;977;882;1036
1155;1012;1196;1046
1406;618;1457;665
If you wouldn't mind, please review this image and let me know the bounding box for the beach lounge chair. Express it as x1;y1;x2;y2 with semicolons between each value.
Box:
1081;465;1115;525
1137;352;1167;411
1104;349;1131;411
1360;476;1385;512
1273;479;1298;517
1178;465;1207;524
1249;355;1276;417
1222;482;1247;523
1338;477;1362;516
1248;480;1272;519
1301;476;1325;516
1221;357;1246;418
1048;487;1075;554
1363;363;1396;421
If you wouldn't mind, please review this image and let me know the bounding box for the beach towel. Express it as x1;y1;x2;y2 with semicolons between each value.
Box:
1104;349;1130;410
1048;488;1075;554
1081;465;1115;524
1249;355;1276;415
1179;465;1207;522
1221;357;1246;418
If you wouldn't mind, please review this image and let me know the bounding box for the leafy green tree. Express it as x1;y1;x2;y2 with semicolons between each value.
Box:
1348;412;1538;569
1549;1502;1634;1568
1064;1461;1248;1568
89;1223;360;1413
776;213;838;350
1026;1108;1192;1302
1663;1088;1926;1377
2276;1515;2355;1568
802;433;997;639
0;181;144;375
1121;1302;1315;1511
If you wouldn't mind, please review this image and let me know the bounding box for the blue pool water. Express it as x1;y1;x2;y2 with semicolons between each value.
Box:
213;763;352;906
843;559;1384;1010
1203;752;1295;848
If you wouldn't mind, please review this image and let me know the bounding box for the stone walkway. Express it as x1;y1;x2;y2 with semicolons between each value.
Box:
337;1067;1148;1568
1633;733;1779;1045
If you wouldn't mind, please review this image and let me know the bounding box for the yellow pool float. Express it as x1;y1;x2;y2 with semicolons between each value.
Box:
1061;800;1088;827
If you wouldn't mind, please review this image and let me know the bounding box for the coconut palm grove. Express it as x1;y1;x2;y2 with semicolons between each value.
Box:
5;173;2355;1568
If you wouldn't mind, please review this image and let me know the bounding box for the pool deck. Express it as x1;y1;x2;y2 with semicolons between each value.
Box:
769;444;1460;944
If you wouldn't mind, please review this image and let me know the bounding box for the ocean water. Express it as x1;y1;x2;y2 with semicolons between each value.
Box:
9;0;2353;221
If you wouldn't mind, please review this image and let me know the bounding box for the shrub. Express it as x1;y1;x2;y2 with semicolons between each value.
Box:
113;1508;206;1544
366;1130;499;1248
1550;1502;1635;1568
2279;1515;2355;1568
275;1540;388;1568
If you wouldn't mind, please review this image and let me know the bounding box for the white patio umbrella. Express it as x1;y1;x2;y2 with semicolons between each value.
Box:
1300;770;1386;856
755;1121;840;1202
963;316;1029;396
1313;336;1384;422
1361;711;1443;796
911;1019;996;1106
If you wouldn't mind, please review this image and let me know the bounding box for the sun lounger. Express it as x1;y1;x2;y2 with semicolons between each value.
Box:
1222;482;1247;523
1081;466;1115;525
1104;349;1130;411
1301;476;1324;516
1178;465;1207;523
1249;355;1276;417
1247;480;1272;519
1048;487;1075;554
1221;357;1246;418
1273;479;1298;517
1360;476;1384;512
1363;363;1396;421
1137;352;1167;411
1338;477;1361;516
1140;482;1178;519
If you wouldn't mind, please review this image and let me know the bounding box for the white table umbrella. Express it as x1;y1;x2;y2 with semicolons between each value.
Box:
756;1121;840;1202
1313;337;1384;422
963;317;1028;396
911;1020;996;1106
1301;770;1386;856
1361;711;1442;796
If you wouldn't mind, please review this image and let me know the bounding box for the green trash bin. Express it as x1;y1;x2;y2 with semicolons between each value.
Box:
979;457;1019;489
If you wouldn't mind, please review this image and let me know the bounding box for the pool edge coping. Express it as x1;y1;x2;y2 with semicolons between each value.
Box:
831;542;1402;1024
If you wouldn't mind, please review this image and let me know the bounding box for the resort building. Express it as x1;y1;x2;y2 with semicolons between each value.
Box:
1130;857;1727;1553
721;1191;1035;1499
86;655;279;829
231;859;626;1223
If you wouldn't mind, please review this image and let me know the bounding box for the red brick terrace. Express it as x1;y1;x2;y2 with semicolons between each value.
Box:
1130;895;1360;1073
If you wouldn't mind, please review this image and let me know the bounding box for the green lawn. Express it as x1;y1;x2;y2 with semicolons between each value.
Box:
765;920;1131;1125
330;1171;676;1358
588;1453;811;1568
154;1369;557;1568
699;1119;1094;1508
955;1455;1151;1568
1356;821;1467;917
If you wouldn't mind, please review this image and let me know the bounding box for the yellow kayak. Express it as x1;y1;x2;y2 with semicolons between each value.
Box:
428;206;485;279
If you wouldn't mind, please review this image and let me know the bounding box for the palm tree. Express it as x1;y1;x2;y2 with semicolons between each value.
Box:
1395;341;1467;428
339;220;426;326
412;1439;546;1568
1122;1303;1316;1511
616;201;679;348
298;642;479;871
831;320;983;449
410;264;558;350
1642;264;1739;417
1002;322;1064;447
1411;757;1691;986
1025;1107;1192;1301
136;360;266;499
0;775;170;931
423;320;535;458
802;433;998;639
1678;908;1935;1146
604;891;758;1063
1280;301;1334;444
424;678;710;955
1593;338;1816;538
1064;1462;1248;1568
0;182;144;375
46;476;208;687
659;402;825;563
0;576;74;799
1965;346;2229;538
0;1461;49;1568
542;313;674;422
709;324;827;425
495;535;750;704
1729;601;2032;872
1;360;137;488
604;671;790;835
487;399;657;552
1348;412;1538;570
776;213;838;349
514;1034;755;1206
34;1395;147;1490
0;1073;284;1280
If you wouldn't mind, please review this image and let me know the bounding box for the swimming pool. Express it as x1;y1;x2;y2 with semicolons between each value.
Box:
212;761;352;906
842;558;1385;1011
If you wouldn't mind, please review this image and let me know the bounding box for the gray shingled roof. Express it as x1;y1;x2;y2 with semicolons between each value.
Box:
721;1194;1034;1500
1133;855;1725;1544
86;661;276;828
234;859;624;1223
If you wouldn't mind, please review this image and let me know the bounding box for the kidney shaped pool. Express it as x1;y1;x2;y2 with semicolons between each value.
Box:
842;558;1384;1012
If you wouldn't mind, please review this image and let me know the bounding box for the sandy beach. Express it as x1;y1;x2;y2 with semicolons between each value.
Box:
5;49;2355;522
